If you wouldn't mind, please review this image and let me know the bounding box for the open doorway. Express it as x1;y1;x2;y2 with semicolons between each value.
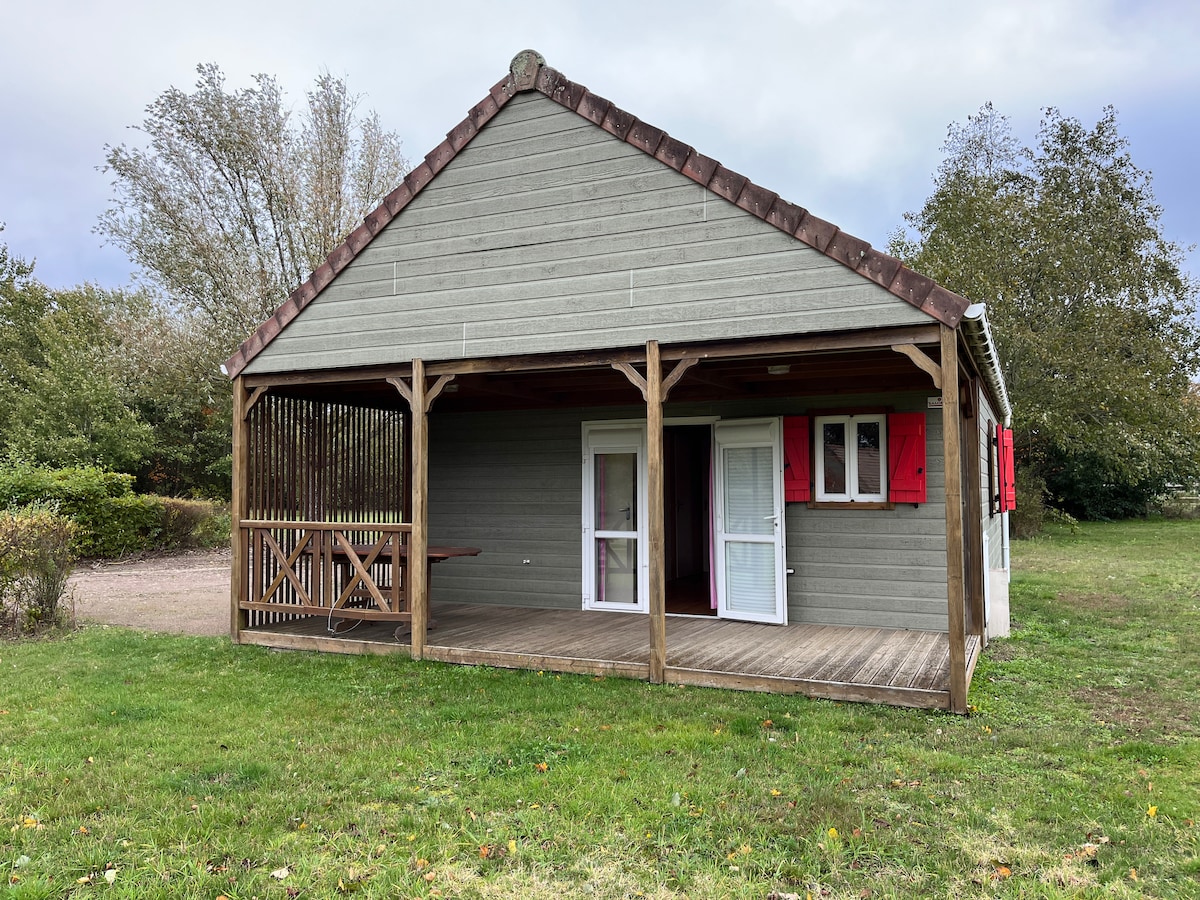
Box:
664;424;715;616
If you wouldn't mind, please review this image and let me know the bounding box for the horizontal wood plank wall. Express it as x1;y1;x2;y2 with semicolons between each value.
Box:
424;393;948;632
787;402;949;632
245;93;931;376
977;388;1006;572
426;407;593;609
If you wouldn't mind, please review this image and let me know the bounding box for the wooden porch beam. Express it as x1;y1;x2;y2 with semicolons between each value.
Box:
242;326;942;390
243;385;270;418
891;343;942;389
664;324;941;363
424;374;456;411
611;361;648;401
613;355;699;404
409;359;429;659
646;341;667;683
940;325;969;713
230;377;251;642
387;376;413;406
661;357;699;399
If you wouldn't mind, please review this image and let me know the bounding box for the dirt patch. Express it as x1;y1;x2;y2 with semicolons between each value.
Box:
1073;684;1198;737
68;549;232;637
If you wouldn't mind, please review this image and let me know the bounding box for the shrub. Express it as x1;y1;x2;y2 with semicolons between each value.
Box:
1011;469;1048;539
0;463;227;557
1011;468;1079;539
76;492;164;558
156;497;224;548
0;505;77;634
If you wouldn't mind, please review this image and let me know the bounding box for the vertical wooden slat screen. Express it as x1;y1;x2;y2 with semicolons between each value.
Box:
244;393;406;627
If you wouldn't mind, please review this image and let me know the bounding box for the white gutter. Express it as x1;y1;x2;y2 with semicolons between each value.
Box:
960;303;1012;427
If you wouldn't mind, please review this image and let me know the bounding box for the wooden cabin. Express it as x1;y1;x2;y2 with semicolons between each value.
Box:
225;50;1015;712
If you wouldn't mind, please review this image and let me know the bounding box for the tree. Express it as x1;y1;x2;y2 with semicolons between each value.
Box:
0;228;53;426
0;231;230;495
98;64;409;348
892;104;1200;518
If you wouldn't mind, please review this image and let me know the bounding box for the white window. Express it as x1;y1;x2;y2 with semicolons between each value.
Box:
814;415;887;502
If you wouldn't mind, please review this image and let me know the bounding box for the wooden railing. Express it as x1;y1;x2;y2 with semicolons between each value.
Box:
238;520;412;625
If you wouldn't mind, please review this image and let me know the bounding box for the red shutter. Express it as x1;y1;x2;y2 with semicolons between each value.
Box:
887;412;927;504
783;416;810;502
998;425;1016;512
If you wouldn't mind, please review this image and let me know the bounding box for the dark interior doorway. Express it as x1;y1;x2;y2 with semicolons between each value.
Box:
664;424;715;616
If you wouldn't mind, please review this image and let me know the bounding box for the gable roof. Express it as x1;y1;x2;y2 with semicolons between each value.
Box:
224;50;970;379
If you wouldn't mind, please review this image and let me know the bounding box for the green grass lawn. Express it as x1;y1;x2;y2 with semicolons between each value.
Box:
2;520;1198;898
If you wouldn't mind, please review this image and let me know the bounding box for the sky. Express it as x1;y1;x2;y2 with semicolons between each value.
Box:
3;0;1199;302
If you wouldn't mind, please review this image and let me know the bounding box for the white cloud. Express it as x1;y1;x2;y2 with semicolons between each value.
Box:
2;0;1198;288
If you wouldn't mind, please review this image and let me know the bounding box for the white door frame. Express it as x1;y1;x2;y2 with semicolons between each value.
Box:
582;422;648;613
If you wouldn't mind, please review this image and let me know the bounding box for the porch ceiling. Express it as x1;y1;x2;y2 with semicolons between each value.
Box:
264;344;942;413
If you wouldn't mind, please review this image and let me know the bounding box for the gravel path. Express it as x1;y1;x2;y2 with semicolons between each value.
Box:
68;549;232;636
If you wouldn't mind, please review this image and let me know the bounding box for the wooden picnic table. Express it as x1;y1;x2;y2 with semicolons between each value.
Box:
327;542;481;635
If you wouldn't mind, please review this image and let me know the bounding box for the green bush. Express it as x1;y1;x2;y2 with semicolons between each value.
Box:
0;463;227;557
1010;468;1047;539
0;505;77;634
156;496;224;548
76;492;164;557
1011;467;1079;539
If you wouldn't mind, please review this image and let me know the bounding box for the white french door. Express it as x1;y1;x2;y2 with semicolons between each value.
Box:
582;424;648;613
713;418;787;624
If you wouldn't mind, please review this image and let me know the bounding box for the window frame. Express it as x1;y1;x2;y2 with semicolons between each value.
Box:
813;413;888;503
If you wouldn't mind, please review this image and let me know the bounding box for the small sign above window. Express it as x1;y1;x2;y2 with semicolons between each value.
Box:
927;396;944;409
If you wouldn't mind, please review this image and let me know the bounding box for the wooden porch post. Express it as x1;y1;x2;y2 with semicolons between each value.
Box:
646;341;667;683
409;358;430;659
230;376;251;643
940;325;968;713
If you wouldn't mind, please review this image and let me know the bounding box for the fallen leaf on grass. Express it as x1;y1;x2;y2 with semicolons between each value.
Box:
271;866;290;880
991;865;1011;880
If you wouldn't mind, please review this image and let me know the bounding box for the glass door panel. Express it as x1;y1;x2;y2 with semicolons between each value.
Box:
583;426;647;613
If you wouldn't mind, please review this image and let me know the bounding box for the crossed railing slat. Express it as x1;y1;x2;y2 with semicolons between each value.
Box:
240;520;412;621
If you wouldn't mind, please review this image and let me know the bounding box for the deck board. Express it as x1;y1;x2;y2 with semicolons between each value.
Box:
242;603;974;709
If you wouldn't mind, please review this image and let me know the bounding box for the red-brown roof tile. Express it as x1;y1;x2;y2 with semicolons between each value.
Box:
736;183;777;220
576;90;611;126
225;50;971;378
654;136;693;172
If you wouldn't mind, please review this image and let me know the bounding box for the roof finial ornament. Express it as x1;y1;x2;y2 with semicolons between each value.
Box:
510;49;545;91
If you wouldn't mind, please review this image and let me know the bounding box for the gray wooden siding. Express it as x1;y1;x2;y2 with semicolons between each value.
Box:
976;388;1007;572
427;408;585;609
786;402;948;631
245;93;930;375
426;393;950;633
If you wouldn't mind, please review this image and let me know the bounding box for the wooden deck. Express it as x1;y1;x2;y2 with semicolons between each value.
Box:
240;604;981;710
